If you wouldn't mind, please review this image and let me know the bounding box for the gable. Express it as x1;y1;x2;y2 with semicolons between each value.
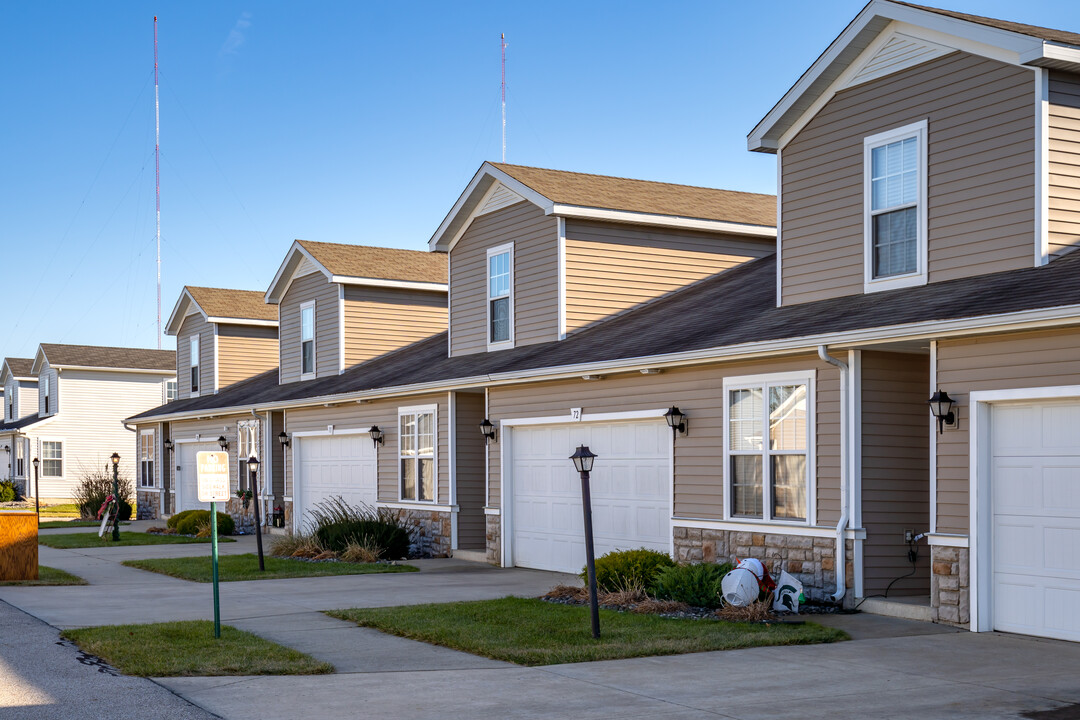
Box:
847;31;952;87
477;183;526;216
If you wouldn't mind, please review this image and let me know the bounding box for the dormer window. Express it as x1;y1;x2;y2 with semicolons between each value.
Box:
300;301;315;378
190;336;200;394
863;120;927;293
487;243;513;348
43;375;50;414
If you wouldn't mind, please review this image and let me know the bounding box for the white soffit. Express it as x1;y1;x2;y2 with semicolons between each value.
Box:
845;31;952;87
477;183;525;216
296;255;320;278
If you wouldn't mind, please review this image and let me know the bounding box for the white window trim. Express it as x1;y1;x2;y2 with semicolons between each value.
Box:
722;370;816;527
139;429;156;488
397;403;438;504
189;335;201;398
863;119;928;293
42;373;51;416
486;242;515;351
40;438;64;479
236;419;259;490
300;300;316;380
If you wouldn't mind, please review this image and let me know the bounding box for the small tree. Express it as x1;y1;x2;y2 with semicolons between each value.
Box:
73;469;134;521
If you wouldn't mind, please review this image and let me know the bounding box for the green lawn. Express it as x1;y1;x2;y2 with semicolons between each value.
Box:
39;503;81;517
123;553;417;582
328;597;849;666
62;621;333;677
38;532;235;549
39;520;130;529
0;566;87;586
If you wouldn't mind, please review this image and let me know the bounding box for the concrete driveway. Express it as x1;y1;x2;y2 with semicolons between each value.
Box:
4;537;1080;719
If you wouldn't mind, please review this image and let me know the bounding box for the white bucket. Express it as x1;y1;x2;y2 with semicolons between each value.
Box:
721;558;766;607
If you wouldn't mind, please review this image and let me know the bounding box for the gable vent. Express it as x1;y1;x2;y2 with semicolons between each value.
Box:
847;32;951;88
478;183;525;216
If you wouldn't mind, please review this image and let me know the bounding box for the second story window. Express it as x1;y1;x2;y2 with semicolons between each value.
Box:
166;380;177;402
487;244;513;347
190;336;200;394
43;375;50;414
300;301;315;377
864;120;927;293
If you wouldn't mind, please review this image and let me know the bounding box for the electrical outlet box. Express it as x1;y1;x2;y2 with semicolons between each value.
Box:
904;529;915;543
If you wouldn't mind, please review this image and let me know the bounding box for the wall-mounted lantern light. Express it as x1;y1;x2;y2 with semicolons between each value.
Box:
479;418;497;444
277;431;290;448
163;438;174;453
928;390;956;435
368;425;385;448
217;435;229;452
664;406;688;438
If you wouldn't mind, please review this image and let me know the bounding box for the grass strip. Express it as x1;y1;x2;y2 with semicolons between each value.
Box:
62;620;333;677
329;597;848;666
39;520;130;529
38;504;81;517
38;532;234;549
0;566;87;586
123;553;417;582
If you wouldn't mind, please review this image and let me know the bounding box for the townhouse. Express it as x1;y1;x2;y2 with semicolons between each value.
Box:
128;1;1080;644
0;345;174;503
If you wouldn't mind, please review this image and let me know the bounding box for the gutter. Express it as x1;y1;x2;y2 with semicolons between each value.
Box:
817;345;849;604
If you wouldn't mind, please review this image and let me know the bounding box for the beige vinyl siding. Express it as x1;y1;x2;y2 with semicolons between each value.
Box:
342;287;446;368
563;220;774;334
936;328;1080;534
268;411;286;499
860;351;930;597
176;313;214;398
283;393;450;509
486;356;840;523
782;52;1035;305
30;369;174;500
216;324;278;389
449;201;559;356
454;391;486;550
279;272;339;383
38;366;59;417
16;380;37;421
1048;71;1080;258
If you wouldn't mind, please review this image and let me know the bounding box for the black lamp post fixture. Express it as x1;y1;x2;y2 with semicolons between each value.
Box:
570;445;600;639
928;390;956;435
277;431;290;448
163;438;174;453
217;436;229;452
247;456;265;571
32;457;40;519
368;425;384;449
479;418;497;444
109;452;121;541
664;406;688;439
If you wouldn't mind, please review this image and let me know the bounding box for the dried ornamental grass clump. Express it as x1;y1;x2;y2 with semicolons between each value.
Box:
715;600;776;622
340;540;383;564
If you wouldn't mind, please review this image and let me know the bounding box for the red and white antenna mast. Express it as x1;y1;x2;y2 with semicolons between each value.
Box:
154;16;162;348
500;33;507;163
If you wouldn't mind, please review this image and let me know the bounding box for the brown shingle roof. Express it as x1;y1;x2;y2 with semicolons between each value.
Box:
296;240;447;285
3;358;34;378
186;287;277;323
893;2;1080;48
40;344;175;372
491;163;776;227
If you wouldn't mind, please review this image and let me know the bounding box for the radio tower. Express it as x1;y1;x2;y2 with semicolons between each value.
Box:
154;16;162;348
501;33;507;163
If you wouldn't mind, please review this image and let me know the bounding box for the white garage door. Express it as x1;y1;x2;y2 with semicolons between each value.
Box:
294;433;377;532
510;420;670;574
992;401;1080;642
176;442;217;513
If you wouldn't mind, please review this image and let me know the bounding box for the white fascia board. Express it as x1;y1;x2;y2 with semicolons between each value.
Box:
51;365;176;376
29;348;46;376
549;205;776;238
748;0;1042;152
165;290;199;336
328;276;448;292
205;317;279;328
264;241;332;305
1021;41;1080;71
128;301;1080;425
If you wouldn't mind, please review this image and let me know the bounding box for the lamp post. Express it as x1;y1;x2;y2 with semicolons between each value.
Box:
32;458;39;519
248;456;265;571
109;453;121;541
570;445;600;639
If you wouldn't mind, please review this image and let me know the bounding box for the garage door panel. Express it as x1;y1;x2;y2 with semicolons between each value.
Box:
1045;527;1080;575
296;434;377;529
177;443;216;513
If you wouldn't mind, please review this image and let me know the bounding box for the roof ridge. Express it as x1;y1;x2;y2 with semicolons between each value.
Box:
295;239;437;255
490;162;776;199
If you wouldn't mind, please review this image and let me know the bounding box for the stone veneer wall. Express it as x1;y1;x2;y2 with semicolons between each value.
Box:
401;509;452;558
674;527;855;604
135;490;159;520
930;545;970;626
486;514;501;565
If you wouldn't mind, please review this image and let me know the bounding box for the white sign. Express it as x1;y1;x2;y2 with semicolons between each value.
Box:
570;408;582;421
196;451;231;502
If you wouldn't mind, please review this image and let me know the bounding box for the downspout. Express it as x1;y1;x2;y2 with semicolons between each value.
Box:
817;345;849;603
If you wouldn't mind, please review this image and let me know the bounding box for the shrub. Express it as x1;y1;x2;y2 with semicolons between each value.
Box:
73;470;133;521
650;561;733;609
0;479;18;503
340;540;382;563
173;510;234;536
166;510;198;529
305;497;413;559
584;548;675;593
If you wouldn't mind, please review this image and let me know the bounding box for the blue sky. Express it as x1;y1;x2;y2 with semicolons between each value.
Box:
1;0;1078;357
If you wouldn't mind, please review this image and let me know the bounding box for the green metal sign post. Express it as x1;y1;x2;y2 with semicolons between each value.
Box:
196;450;229;640
210;500;220;638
